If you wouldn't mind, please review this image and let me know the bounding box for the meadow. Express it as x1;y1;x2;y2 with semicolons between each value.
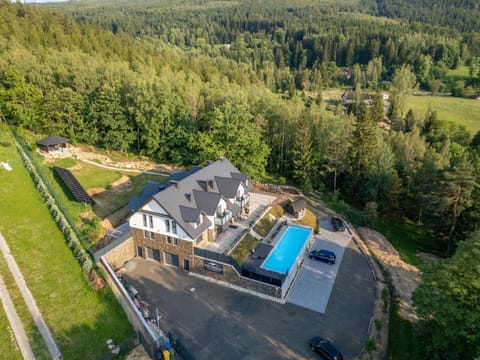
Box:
406;95;480;135
0;127;133;359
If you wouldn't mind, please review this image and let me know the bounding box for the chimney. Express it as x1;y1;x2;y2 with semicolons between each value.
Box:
168;180;179;188
205;160;211;166
185;193;192;202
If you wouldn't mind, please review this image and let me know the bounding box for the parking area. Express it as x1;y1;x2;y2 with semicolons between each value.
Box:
286;219;352;313
121;232;375;359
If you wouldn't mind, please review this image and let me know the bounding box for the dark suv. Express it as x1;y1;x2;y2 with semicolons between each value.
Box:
309;336;343;360
308;249;336;264
331;217;345;232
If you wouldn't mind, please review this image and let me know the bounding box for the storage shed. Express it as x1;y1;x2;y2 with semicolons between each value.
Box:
287;197;307;218
36;135;70;154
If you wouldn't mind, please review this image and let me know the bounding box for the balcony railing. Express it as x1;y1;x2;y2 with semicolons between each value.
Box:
234;194;250;208
215;210;232;225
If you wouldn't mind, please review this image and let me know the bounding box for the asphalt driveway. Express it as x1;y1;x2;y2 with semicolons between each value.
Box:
122;237;375;360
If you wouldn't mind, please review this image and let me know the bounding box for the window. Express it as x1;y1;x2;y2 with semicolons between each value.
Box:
144;230;155;239
165;219;171;232
172;221;177;234
166;236;172;244
148;215;153;228
142;214;147;227
173;238;178;246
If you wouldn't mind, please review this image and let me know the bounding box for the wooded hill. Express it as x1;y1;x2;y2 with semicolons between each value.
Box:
1;1;480;358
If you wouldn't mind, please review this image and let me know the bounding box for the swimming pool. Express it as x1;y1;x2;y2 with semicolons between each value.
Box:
261;225;312;274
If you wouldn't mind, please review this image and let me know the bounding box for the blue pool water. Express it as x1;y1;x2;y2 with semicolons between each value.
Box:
261;225;312;274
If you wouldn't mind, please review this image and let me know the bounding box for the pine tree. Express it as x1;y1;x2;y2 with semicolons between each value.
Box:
292;112;314;191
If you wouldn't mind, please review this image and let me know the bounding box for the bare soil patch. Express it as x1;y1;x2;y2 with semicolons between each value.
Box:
101;206;131;231
126;344;150;360
357;227;420;322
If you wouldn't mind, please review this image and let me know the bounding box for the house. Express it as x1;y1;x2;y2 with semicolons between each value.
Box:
341;90;372;105
287;197;307;218
129;157;252;270
36;135;70;154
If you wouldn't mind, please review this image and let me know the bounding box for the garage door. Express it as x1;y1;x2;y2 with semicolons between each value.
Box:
146;247;161;262
164;252;179;267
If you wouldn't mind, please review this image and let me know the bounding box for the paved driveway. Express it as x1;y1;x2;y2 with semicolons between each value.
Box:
286;220;352;313
122;237;375;360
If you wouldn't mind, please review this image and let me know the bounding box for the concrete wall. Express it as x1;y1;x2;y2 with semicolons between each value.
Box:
99;259;161;358
103;237;136;270
192;256;282;298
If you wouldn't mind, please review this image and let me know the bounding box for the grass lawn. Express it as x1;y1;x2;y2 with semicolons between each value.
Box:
388;304;422;360
373;218;425;267
230;233;260;265
0;129;133;359
293;209;317;231
406;95;480;135
0;281;25;360
253;205;285;237
0;256;51;359
446;65;470;78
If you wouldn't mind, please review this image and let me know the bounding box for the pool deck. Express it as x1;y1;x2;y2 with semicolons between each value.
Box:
242;223;313;289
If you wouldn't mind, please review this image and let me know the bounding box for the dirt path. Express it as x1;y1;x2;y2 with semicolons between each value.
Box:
0;233;62;359
81;158;169;176
357;227;420;321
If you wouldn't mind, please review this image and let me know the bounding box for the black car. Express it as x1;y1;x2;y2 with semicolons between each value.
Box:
309;336;343;360
331;217;345;232
308;249;336;264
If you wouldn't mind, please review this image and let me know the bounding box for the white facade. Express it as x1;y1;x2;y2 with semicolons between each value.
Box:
129;200;192;241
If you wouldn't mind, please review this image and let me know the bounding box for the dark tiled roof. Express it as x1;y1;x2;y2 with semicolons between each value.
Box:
215;176;241;198
230;172;252;190
179;206;201;223
169;166;202;181
289;197;307;212
54;166;91;204
192;190;221;216
37;135;70;146
128;182;167;211
150;158;249;239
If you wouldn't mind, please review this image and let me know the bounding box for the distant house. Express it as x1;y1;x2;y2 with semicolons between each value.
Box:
287;197;307;218
36;135;70;154
341;90;372;105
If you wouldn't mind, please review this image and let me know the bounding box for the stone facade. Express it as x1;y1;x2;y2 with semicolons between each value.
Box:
103;237;135;270
192;256;282;298
132;227;194;270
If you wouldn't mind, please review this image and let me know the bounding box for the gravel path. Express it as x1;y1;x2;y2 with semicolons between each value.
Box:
0;272;35;359
0;232;62;359
80;158;169;176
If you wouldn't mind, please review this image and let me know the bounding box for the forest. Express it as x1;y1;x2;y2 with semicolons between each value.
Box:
0;0;479;358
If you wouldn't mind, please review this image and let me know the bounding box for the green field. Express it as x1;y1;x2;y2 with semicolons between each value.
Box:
0;128;133;359
0;256;51;359
0;294;24;359
406;95;480;135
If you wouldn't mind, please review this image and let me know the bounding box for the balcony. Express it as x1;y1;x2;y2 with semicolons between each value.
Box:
215;210;232;226
234;194;250;208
